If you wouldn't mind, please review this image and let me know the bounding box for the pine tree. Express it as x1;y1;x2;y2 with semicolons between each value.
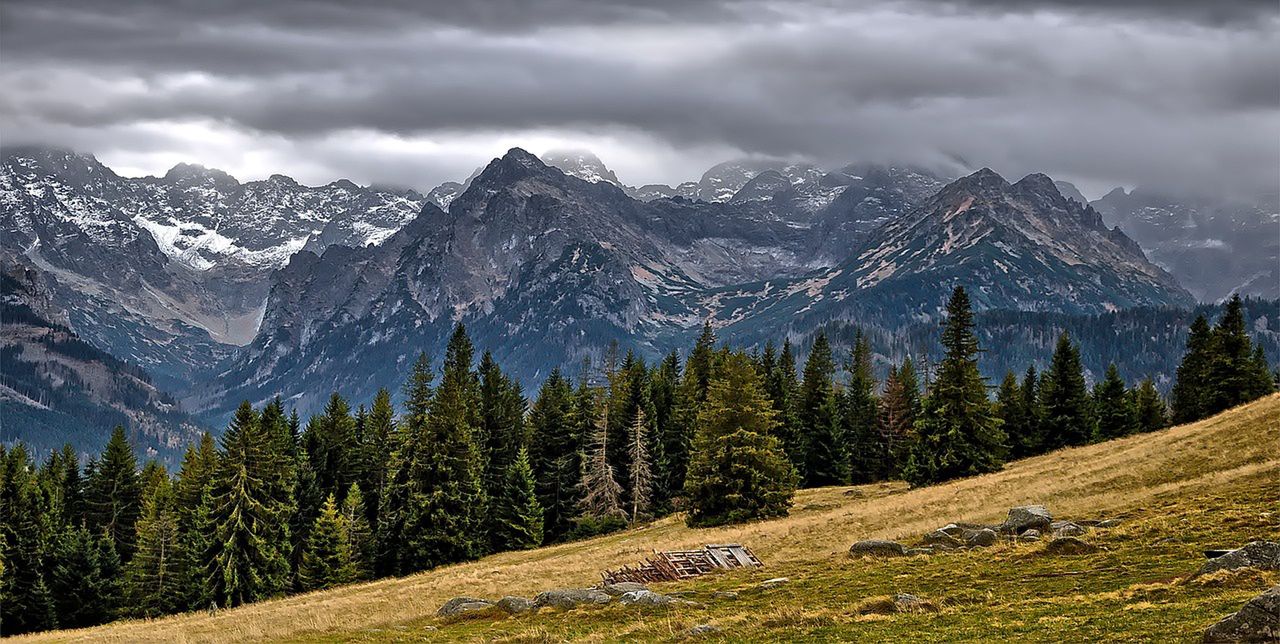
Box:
685;352;798;527
173;433;216;610
400;325;487;571
1093;364;1136;441
205;401;291;607
86;426;142;562
626;407;654;522
139;460;168;508
360;389;396;531
299;494;354;591
669;322;717;496
125;476;181;617
1;444;58;633
1011;366;1045;458
303;393;359;503
1039;332;1094;449
477;351;527;553
1205;295;1274;415
901;287;1005;486
579;400;624;520
994;372;1025;457
492;448;544;550
1171;315;1213;424
1131;377;1168;434
46;523;111;628
800;332;845;486
378;353;432;576
527;368;582;543
878;359;920;476
767;339;804;477
842;330;882;483
339;483;372;581
650;349;681;510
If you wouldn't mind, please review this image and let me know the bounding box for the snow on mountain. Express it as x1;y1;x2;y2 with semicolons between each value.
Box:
540;149;623;185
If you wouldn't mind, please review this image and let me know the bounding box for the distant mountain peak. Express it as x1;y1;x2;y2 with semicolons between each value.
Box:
541;149;622;185
163;162;239;188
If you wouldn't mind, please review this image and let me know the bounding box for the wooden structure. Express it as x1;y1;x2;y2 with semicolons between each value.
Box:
601;544;763;584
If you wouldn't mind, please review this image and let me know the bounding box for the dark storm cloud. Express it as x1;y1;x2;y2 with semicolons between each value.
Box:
1;0;1277;196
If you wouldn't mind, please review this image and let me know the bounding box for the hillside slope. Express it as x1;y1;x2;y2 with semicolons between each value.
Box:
30;395;1280;643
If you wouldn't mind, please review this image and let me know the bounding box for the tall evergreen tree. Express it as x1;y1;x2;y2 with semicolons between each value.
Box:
303;393;359;504
993;372;1025;457
0;444;57;633
1205;295;1275;415
377;353;433;576
360;389;396;530
492;448;544;550
669;322;717;495
842;330;882;483
1092;364;1136;441
299;494;355;591
1171;315;1213;424
86;426;142;562
767;339;804;476
46;523;113;629
901;287;1005;486
1131;377;1169;434
1039;332;1094;449
1010;366;1045;458
685;352;798;527
650;349;681;509
173;433;217;610
125;476;181;617
477;351;528;552
339;483;372;581
205;402;291;607
401;325;486;571
799;332;845;486
878;359;920;476
527;368;582;543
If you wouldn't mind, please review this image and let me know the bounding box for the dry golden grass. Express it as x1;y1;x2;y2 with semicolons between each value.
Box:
27;394;1280;643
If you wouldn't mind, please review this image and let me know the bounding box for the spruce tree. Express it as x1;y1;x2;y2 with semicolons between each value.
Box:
1092;364;1136;441
492;448;544;550
125;477;181;617
173;433;217;610
669;322;717;496
339;483;372;581
994;372;1025;456
477;351;527;552
86;426;142;562
685;352;798;527
877;359;920;476
1039;332;1094;449
1171;315;1213;424
1012;366;1045;458
800;332;845;486
376;354;432;576
1;444;58;633
299;494;354;591
401;325;486;570
626;407;654;522
768;339;804;477
1205;295;1274;415
1131;377;1168;433
205;401;291;607
303;393;359;503
901;287;1005;486
46;524;111;628
527;368;582;543
360;389;396;531
842;330;882;483
650;349;681;510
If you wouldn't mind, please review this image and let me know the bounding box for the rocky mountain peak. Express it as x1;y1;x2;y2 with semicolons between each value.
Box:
541;149;622;185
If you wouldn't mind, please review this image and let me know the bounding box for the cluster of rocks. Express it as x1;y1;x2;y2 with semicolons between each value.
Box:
1198;541;1279;642
436;581;697;618
849;505;1113;558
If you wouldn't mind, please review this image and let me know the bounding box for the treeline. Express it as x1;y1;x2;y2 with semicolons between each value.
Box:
1;290;1273;634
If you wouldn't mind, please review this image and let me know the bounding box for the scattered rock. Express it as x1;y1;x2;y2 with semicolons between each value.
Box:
712;591;739;600
965;528;999;547
689;624;721;635
1095;519;1123;529
758;577;790;589
843;489;865;497
922;530;965;549
1195;541;1280;578
436;597;495;617
495;596;534;614
850;539;907;557
1019;529;1042;543
1203;585;1280;643
532;588;611;609
998;505;1053;535
1045;537;1097;555
620;590;673;606
1051;521;1088;538
599;582;648;596
906;547;936;556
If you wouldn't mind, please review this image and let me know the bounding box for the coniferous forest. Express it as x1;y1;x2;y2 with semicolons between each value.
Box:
1;289;1274;634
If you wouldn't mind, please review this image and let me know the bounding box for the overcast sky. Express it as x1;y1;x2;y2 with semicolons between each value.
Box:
2;0;1276;199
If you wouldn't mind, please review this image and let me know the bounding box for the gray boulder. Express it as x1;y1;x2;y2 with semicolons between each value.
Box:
1195;542;1280;578
620;590;672;607
906;546;936;556
1203;586;1280;642
850;539;907;557
922;530;965;549
965;528;999;547
495;596;534;614
600;582;649;596
1045;536;1097;555
998;506;1052;535
1052;521;1088;538
1096;519;1123;528
533;588;612;609
712;591;739;600
690;624;722;635
758;577;790;589
437;597;495;617
1019;529;1042;543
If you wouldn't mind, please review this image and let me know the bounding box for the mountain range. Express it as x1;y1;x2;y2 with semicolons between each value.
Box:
0;144;1270;455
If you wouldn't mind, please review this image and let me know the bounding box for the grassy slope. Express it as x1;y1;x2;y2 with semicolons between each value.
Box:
30;395;1280;643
